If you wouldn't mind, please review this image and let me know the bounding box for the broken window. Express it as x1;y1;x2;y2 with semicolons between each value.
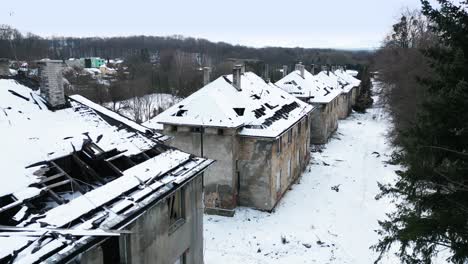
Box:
217;129;224;136
102;237;122;264
190;127;202;133
174;250;187;264
168;188;185;233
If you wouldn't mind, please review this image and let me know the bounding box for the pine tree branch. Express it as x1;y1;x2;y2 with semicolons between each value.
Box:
421;145;468;156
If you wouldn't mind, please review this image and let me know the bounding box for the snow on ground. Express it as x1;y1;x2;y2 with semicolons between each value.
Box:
105;93;180;124
204;81;400;264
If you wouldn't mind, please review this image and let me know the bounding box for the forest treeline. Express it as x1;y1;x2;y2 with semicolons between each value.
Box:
0;24;371;73
373;0;468;263
0;24;372;110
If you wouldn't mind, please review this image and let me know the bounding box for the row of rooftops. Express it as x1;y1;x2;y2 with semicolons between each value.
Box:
144;69;314;138
274;63;361;104
144;64;360;137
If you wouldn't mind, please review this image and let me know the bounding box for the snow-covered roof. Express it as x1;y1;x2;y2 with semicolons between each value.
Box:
0;78;213;263
316;71;359;94
334;69;361;89
275;69;342;104
346;69;359;77
146;72;314;138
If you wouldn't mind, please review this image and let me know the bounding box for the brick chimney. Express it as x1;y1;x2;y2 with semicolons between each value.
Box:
38;60;66;108
232;65;242;91
203;66;211;86
295;62;304;78
282;65;288;78
0;58;9;76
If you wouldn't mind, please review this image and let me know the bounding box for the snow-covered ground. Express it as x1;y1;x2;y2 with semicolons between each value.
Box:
104;93;180;124
204;81;400;264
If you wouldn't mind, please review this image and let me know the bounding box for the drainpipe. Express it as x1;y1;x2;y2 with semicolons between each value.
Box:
200;126;204;157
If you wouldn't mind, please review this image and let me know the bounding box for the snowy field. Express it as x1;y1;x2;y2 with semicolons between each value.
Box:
204;82;401;264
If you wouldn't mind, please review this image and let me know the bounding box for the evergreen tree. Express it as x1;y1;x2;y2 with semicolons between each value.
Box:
353;65;374;113
374;1;468;263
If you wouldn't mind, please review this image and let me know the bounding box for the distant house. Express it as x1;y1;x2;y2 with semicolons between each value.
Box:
275;64;342;144
82;57;106;69
334;69;361;108
0;60;213;263
145;66;314;216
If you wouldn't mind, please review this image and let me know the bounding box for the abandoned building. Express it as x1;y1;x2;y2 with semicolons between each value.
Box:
275;64;342;144
316;69;361;119
334;68;361;107
145;67;314;216
0;67;213;263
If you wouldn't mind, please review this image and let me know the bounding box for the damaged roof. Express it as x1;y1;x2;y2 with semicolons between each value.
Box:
146;72;314;138
0;78;213;263
275;69;342;104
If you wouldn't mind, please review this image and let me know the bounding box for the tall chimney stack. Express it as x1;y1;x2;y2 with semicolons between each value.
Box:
38;60;66;108
264;64;269;82
295;62;304;78
203;66;211;86
0;58;9;76
232;65;242;91
282;65;288;78
311;64;316;75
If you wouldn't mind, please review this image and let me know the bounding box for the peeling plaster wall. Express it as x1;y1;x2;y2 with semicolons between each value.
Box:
310;98;339;144
163;125;239;214
337;93;352;120
268;114;311;211
237;137;273;210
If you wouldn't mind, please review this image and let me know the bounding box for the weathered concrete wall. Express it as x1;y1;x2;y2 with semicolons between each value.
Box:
237;137;273;210
310;102;338;144
80;176;204;264
350;86;358;106
337;93;352;119
268;114;311;210
163;125;239;215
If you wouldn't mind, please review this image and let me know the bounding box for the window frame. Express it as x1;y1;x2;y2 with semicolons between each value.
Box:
168;188;186;234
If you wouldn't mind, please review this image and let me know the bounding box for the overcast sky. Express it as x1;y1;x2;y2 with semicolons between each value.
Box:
2;0;435;49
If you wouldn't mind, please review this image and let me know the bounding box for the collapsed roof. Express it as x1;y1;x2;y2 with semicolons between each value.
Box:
0;79;213;263
146;72;314;138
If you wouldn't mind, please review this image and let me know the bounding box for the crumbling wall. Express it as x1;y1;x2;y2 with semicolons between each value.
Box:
237;137;273;211
337;93;352;119
310;102;338;144
163;125;238;216
268;113;311;211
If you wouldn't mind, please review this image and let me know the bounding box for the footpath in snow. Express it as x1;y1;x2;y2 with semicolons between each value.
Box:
204;81;399;264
